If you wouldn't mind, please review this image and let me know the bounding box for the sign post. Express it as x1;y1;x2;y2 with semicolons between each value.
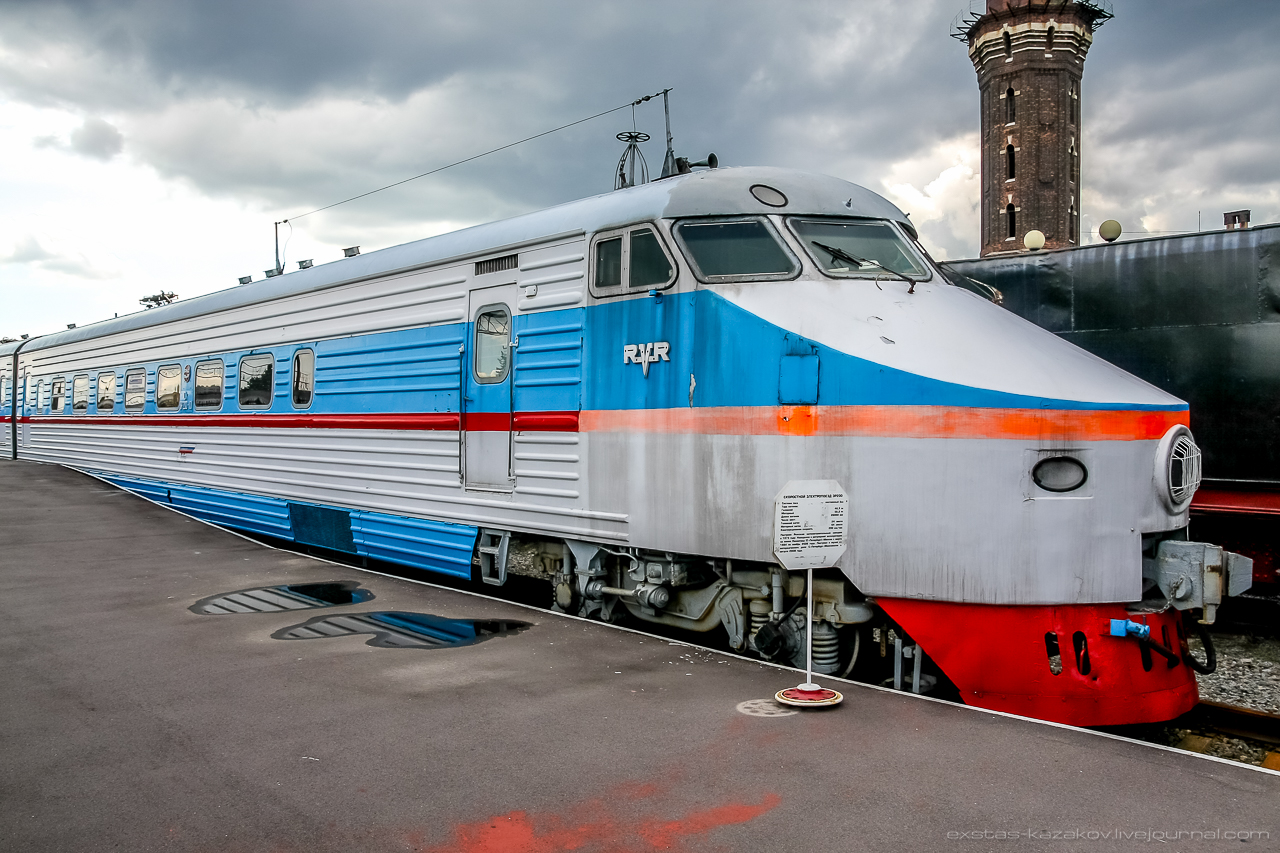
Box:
772;480;848;708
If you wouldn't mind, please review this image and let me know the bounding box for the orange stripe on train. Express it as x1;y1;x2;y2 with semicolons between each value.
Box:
579;405;1189;441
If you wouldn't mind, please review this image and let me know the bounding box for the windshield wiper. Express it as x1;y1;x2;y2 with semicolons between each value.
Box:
812;241;917;294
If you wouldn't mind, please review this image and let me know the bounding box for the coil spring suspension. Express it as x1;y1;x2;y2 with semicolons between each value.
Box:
812;620;840;674
749;599;772;640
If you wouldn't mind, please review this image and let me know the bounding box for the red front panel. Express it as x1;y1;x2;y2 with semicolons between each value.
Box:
877;598;1198;727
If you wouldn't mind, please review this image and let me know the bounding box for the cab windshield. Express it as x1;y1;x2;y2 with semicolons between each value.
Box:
672;217;799;282
789;218;928;280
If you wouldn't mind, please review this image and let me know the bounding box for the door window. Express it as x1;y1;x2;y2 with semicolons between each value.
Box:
292;349;315;408
473;307;511;384
50;378;66;413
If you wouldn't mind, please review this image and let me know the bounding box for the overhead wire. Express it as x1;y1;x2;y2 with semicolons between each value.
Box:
282;89;670;224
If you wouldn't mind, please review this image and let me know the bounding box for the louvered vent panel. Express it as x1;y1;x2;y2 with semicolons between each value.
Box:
475;254;518;276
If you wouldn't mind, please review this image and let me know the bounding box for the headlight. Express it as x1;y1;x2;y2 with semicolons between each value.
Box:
1155;425;1202;511
1032;456;1088;493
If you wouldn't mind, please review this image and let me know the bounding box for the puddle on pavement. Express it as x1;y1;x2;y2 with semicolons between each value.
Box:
191;581;373;615
271;611;531;649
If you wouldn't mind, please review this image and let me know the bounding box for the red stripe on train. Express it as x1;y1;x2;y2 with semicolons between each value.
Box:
17;411;579;432
1191;487;1280;517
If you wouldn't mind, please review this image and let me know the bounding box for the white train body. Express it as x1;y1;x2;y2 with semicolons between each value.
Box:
2;167;1245;725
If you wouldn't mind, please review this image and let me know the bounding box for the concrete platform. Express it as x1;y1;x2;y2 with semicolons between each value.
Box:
1;461;1276;852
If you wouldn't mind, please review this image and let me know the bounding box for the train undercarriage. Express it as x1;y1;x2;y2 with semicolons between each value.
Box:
477;530;1248;727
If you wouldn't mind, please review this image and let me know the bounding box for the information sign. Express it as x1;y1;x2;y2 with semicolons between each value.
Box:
772;480;848;570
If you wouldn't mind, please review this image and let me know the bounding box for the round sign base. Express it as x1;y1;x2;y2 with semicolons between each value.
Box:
776;686;843;707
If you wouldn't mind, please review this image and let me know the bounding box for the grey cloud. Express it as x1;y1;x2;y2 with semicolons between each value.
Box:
40;255;117;279
1;0;1277;258
70;117;124;159
6;235;56;263
4;236;118;279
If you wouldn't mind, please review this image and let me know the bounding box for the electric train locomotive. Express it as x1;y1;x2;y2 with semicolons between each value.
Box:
1;166;1252;726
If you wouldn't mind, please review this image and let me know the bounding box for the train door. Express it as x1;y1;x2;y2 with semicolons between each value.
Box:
463;283;517;491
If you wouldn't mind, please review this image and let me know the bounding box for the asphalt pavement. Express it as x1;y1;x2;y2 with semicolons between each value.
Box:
1;460;1276;852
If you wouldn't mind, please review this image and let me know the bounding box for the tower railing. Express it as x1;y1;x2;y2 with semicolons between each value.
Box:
950;0;1113;42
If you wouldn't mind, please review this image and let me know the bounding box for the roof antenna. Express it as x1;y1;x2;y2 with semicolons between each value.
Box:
614;120;650;191
659;88;676;179
614;88;675;190
267;220;287;278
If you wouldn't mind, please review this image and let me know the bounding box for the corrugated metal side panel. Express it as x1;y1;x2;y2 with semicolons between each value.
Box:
21;422;618;539
167;482;294;538
95;471;173;505
315;324;465;414
2;364;12;456
288;502;357;553
513;308;583;413
24;263;471;379
351;510;477;578
511;309;583;501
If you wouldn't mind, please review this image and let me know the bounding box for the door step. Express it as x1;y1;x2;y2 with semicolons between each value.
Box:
477;529;510;586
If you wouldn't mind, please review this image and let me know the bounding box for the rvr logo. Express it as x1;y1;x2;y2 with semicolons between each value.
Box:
623;341;670;377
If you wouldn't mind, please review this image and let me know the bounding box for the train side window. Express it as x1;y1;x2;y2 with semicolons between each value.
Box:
124;369;146;412
50;378;66;413
72;375;90;413
156;364;181;411
629;229;674;288
595;237;622;289
473;307;511;384
97;372;116;412
194;360;224;410
238;354;274;408
292;349;315;408
591;224;677;295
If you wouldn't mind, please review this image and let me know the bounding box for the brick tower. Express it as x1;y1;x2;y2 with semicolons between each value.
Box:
953;1;1112;256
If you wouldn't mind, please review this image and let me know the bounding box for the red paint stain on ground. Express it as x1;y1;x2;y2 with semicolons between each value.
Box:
416;792;782;853
638;794;783;850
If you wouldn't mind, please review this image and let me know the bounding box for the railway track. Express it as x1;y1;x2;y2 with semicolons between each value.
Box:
1171;701;1280;770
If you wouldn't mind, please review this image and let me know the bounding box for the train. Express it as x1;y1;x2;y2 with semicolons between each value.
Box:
1;165;1253;726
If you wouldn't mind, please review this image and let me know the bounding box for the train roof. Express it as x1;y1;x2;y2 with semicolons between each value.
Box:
10;166;911;355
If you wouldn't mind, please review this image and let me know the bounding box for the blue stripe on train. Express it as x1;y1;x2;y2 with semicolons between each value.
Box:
29;308;586;420
580;289;1184;413
41;287;1176;421
93;471;478;579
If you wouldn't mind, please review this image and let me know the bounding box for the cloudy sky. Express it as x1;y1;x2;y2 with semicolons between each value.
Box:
2;0;1277;337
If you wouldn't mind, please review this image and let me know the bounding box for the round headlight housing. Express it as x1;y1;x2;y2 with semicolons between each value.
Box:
1155;424;1202;511
1032;456;1089;493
